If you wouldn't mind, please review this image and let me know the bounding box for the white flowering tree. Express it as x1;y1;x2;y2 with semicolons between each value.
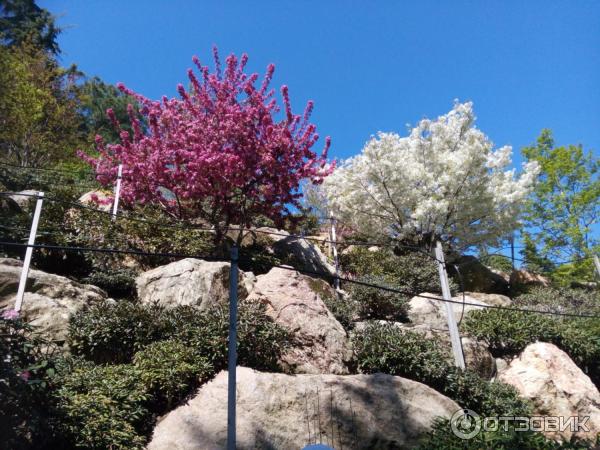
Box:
322;102;539;250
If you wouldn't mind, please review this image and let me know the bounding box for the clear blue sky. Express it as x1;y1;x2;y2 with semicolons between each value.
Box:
42;0;599;167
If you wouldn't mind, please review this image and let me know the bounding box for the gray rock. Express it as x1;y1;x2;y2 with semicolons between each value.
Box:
8;190;39;210
135;258;252;309
407;292;491;329
0;258;108;344
256;227;335;276
247;267;352;374
499;342;600;443
147;367;461;450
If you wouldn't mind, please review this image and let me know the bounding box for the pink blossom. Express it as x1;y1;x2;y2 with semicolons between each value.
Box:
79;47;333;242
18;370;30;381
2;309;19;320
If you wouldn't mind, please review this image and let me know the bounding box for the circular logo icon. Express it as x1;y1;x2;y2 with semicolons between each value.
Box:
450;409;481;440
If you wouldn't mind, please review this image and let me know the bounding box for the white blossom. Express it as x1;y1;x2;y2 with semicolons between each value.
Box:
322;102;539;249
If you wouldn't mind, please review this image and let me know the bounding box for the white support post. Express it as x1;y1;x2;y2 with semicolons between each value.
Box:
330;215;340;290
593;254;600;280
15;192;44;312
435;241;465;370
227;245;239;450
111;164;123;221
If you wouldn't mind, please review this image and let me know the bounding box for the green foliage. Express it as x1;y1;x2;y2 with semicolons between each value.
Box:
340;246;448;294
82;267;137;298
133;340;212;409
419;417;587;450
522;129;599;282
0;312;56;449
347;275;410;321
68;301;169;364
0;0;61;54
52;360;149;449
480;253;513;273
462;298;600;386
352;322;530;417
322;293;357;329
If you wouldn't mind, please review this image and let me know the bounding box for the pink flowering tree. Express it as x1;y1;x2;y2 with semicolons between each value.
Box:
79;48;332;245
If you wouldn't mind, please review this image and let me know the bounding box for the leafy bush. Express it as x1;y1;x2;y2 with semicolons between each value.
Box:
352;322;530;417
163;301;290;372
353;322;448;384
347;275;410;321
52;361;149;450
462;308;600;387
82;267;137;298
515;286;600;316
322;293;358;329
340;246;451;295
419;417;586;450
133;339;212;410
68;301;169;364
0;311;56;449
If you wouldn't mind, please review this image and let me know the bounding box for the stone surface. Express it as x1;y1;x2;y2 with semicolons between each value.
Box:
509;269;551;290
464;291;512;307
247;267;352;374
0;258;108;343
147;367;460;450
407;292;495;329
8;190;39;210
353;321;495;379
499;342;600;443
256;227;335;276
450;255;510;294
135;258;252;309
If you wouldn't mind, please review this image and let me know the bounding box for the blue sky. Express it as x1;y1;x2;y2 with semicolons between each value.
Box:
42;0;599;168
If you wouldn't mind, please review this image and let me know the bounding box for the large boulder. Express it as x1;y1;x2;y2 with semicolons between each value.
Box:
135;258;253;310
407;292;508;329
449;255;510;294
509;269;551;291
78;190;113;212
256;227;335;277
147;367;460;450
353;321;496;379
0;258;108;344
499;342;600;443
8;190;39;211
247;267;352;374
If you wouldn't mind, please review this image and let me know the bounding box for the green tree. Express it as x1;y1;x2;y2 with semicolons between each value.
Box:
522;129;599;283
0;0;60;54
0;42;85;168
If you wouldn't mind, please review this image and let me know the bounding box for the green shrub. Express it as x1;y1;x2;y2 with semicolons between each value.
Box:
52;360;150;449
348;275;410;321
322;293;358;329
419;417;585;450
352;322;530;417
340;246;450;295
0;311;56;449
352;322;451;386
82;268;137;298
68;301;169;364
515;286;600;316
133;340;212;410
462;309;558;356
462;308;600;386
163;301;290;372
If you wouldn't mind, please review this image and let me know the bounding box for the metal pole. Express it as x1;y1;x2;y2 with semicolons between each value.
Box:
330;214;340;290
435;241;465;369
593;254;600;280
111;164;123;221
15;192;44;312
227;245;239;450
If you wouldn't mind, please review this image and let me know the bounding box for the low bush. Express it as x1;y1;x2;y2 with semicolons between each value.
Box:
419;418;588;450
133;340;212;410
68;301;169;364
352;322;530;417
0;310;56;449
81;267;137;298
462;308;600;386
347;275;410;321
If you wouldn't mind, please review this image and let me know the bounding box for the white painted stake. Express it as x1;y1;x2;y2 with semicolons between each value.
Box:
593;254;600;280
435;241;465;369
111;164;123;220
15;192;44;312
330;215;340;289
